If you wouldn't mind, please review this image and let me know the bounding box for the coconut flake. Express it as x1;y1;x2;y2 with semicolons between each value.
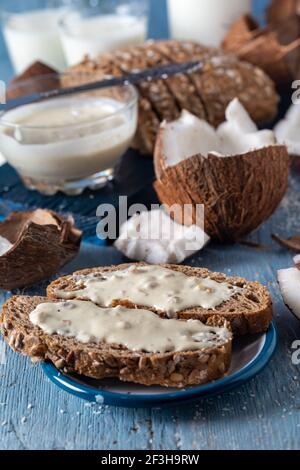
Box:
278;267;300;320
275;104;300;156
161;99;277;169
114;209;210;264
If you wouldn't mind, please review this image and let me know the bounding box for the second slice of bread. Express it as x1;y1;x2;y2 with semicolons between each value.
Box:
47;263;273;336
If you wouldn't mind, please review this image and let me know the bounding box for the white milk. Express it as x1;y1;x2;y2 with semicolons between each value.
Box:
60;13;147;66
0;96;137;183
167;0;252;47
3;8;67;73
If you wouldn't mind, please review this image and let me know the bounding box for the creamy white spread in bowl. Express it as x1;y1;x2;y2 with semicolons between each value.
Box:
0;76;138;195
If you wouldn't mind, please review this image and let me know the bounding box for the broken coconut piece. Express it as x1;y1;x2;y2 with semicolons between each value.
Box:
275;104;300;157
222;14;260;53
278;267;300;320
114;209;209;264
154;99;289;242
155;98;276;177
0;209;82;290
272;234;300;252
266;0;300;27
278;254;300;321
222;15;300;87
7;61;59;101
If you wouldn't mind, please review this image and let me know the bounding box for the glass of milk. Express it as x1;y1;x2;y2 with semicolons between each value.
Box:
59;0;149;66
167;0;252;47
0;75;138;195
0;0;70;73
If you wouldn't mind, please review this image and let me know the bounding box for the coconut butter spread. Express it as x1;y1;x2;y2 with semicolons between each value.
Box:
54;265;239;317
0;96;136;183
29;300;231;353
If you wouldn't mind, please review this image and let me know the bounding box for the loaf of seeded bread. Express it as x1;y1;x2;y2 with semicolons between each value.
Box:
62;39;279;154
0;296;232;388
47;263;273;336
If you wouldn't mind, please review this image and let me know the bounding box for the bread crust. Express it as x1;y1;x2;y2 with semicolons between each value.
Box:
0;296;232;388
47;263;273;336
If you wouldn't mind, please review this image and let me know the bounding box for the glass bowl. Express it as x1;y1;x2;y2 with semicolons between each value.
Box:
0;74;138;195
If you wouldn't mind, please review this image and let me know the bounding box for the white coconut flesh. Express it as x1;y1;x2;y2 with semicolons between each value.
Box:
0;235;13;256
278;267;300;320
294;254;300;266
275;104;300;157
161;98;277;168
114;209;210;264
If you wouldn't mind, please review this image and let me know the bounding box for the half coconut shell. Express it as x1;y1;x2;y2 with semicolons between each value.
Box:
0;209;82;290
154;146;289;242
222;14;260;52
222;14;300;87
266;0;300;27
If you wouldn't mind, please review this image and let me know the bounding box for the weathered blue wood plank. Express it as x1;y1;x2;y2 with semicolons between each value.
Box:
0;181;300;450
1;0;299;452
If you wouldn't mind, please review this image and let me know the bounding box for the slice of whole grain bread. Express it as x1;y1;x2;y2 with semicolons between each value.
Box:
0;296;232;388
47;263;273;336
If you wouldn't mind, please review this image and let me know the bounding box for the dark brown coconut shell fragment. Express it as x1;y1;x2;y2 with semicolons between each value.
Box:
222;14;260;52
0;209;82;290
232;32;300;86
154;146;290;242
223;12;300;87
266;0;300;26
267;1;300;81
7;61;59;101
272;234;300;252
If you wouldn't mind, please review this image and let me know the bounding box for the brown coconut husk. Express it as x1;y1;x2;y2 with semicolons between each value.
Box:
237;33;300;86
222;14;300;86
0;209;82;290
266;0;300;26
222;14;261;52
7;62;59;101
154;146;290;242
272;234;300;252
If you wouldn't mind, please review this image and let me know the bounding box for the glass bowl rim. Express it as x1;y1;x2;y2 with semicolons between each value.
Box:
58;0;149;31
0;74;138;131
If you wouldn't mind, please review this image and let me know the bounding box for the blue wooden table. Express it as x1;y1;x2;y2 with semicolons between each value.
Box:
0;0;299;450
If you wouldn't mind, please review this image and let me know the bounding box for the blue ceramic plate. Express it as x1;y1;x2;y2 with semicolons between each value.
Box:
42;323;277;408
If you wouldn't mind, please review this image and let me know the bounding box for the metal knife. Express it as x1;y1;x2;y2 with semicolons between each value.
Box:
1;60;202;112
